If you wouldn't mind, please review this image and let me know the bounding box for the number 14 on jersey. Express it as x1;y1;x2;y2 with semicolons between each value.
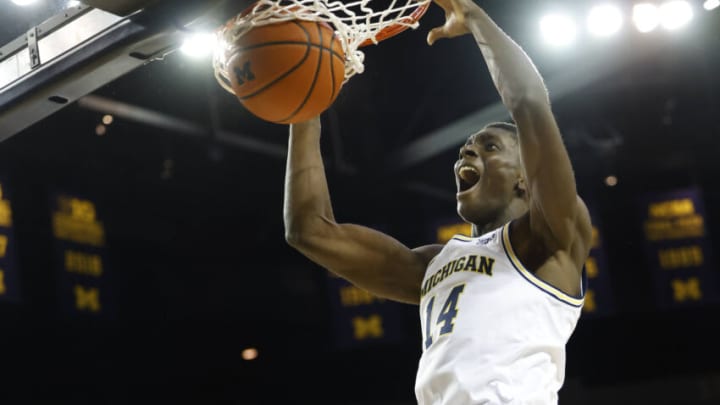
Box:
423;284;466;349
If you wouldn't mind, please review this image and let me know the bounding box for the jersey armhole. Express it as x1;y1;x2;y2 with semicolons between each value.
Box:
501;221;585;307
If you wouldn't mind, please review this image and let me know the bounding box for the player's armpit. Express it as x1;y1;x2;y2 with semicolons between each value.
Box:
287;221;441;305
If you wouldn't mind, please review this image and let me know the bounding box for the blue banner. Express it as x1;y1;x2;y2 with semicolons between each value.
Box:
0;177;21;303
50;192;113;318
582;203;614;317
326;273;405;350
639;187;719;308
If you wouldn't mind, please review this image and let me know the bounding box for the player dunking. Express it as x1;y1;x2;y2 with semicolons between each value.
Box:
283;0;592;403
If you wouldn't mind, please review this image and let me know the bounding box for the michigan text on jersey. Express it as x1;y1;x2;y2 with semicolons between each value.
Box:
420;255;495;298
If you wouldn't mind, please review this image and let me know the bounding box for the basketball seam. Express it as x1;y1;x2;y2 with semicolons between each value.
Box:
277;22;325;123
237;22;314;101
235;41;344;61
328;32;338;105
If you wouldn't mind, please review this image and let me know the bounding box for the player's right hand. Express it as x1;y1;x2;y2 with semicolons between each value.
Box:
427;0;481;45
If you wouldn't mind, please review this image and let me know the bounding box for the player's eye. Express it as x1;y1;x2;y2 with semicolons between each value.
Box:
485;143;499;152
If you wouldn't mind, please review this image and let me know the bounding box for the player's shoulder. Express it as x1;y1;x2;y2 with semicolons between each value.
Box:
575;195;593;241
522;196;592;245
518;196;593;270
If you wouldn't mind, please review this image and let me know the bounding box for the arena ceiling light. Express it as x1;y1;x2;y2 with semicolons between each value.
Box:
540;13;577;47
587;4;624;37
660;0;694;30
180;32;217;58
11;0;38;5
633;3;661;33
704;0;720;10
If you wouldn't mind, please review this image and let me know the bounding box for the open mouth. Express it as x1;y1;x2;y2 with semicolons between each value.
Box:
457;165;480;193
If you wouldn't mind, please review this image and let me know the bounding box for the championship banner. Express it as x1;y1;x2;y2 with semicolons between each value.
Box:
0;177;21;303
582;203;614;317
326;273;405;350
639;187;719;308
50;192;113;318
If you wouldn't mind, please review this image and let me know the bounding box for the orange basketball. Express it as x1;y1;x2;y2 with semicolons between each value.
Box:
227;20;345;124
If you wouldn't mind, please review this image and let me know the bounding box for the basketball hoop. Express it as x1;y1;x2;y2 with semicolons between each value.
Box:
213;0;431;96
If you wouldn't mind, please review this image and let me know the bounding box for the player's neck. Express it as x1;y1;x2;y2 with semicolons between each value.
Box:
471;217;509;237
470;202;526;237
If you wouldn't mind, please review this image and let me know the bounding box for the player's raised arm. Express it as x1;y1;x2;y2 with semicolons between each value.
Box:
428;0;591;255
283;117;441;305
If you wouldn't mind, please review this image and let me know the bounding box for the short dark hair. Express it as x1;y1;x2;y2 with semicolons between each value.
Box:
484;121;517;135
482;121;518;144
465;121;519;147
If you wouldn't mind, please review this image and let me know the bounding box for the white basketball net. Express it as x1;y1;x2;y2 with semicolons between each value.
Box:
213;0;431;95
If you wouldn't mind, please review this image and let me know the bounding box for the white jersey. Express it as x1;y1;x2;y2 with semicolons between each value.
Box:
414;222;585;405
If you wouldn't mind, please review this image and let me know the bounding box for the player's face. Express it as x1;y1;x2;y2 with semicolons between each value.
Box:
454;128;523;224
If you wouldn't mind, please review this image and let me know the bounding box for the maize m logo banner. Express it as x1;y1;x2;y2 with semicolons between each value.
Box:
639;187;719;308
50;192;113;318
325;273;405;350
583;202;614;317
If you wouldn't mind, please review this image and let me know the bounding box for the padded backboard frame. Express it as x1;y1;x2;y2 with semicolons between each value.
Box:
0;0;250;140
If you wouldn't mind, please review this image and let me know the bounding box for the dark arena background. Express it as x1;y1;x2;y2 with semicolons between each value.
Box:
1;0;720;404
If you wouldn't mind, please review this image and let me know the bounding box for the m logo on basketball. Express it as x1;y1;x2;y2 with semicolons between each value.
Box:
234;61;255;86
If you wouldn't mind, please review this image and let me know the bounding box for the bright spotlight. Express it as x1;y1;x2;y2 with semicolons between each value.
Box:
587;4;623;37
704;0;720;10
11;0;37;5
660;1;694;30
242;347;258;361
633;3;661;33
180;32;217;58
540;14;577;47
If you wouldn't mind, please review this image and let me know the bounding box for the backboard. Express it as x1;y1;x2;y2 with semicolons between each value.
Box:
0;0;252;139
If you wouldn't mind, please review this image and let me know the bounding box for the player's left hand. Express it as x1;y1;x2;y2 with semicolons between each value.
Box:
427;0;480;45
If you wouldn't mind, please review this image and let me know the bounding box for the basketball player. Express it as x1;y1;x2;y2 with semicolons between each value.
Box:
283;0;592;402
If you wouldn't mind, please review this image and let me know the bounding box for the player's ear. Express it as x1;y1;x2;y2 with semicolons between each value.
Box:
514;177;527;199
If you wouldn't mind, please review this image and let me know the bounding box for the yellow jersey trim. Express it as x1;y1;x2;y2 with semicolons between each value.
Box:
501;223;584;307
450;234;474;242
